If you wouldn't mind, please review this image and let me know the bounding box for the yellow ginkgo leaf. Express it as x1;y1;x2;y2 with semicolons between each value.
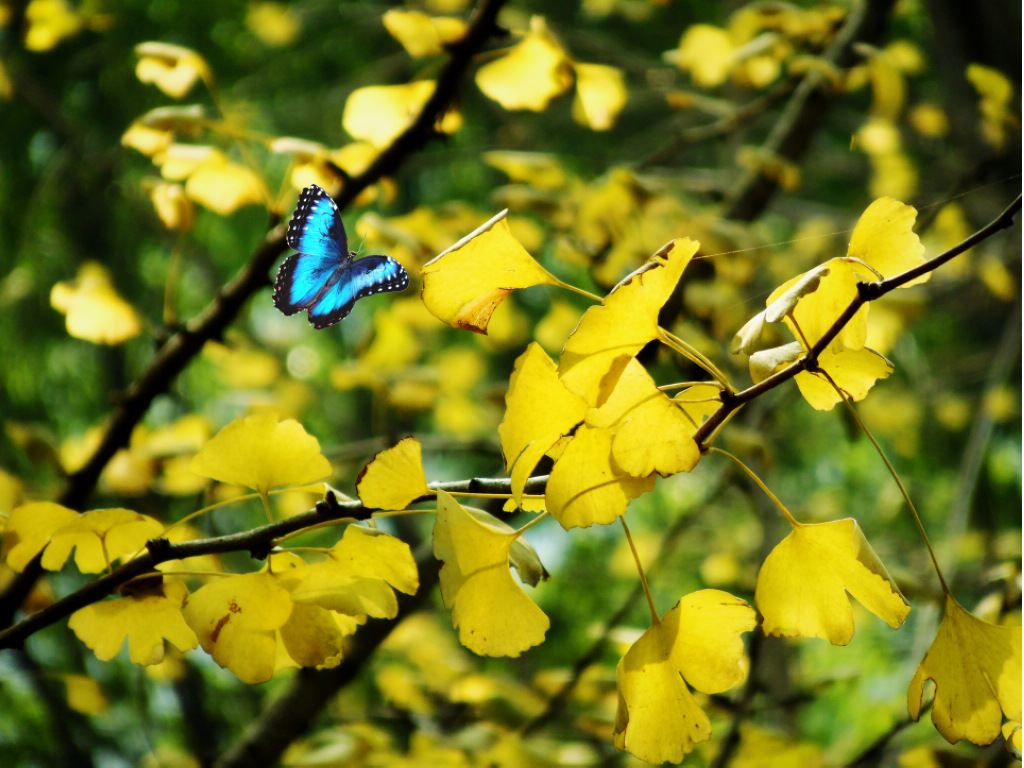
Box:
120;123;173;157
1;501;79;572
183;570;294;683
673;383;722;433
908;593;1022;746
245;2;301;47
134;42;212;99
432;490;549;657
69;579;198;665
156;144;219;180
1003;721;1023;757
966;64;1015;149
357;437;432;510
183;156;266;215
421;210;561;334
458;506;549;588
61;674;109;714
382;9;467;58
190;412;332;497
587;357;700;477
614;590;756;763
847;198;927;286
755;518;910;645
665;24;734;87
50;262;143;345
482;151;567;190
24;0;83;52
795;345;893;411
498;343;588;504
41;508;164;573
289;525;419;619
343;81;440;149
767;258;868;351
545;424;654;530
146;180;194;230
475;17;572;111
260;551;359;670
559;238;698;405
277;601;357;669
733;265;830;355
572;62;627;131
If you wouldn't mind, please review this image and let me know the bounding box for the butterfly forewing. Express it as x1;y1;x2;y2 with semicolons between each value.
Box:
285;185;348;258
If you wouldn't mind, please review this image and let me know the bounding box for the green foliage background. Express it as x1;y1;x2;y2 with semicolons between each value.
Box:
0;0;1020;766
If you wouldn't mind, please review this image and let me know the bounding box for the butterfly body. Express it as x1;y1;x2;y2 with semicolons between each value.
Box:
273;185;409;329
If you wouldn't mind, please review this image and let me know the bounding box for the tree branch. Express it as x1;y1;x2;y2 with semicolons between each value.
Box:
0;473;542;651
721;0;898;221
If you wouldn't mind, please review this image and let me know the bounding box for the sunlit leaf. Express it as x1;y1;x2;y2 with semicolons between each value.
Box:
357;437;433;510
459;506;549;588
383;9;466;58
24;0;83;52
614;590;756;763
482;151;567;190
50;262;143;345
795;345;893;411
343;81;441;149
586;358;700;477
41;508;164;574
499;343;588;504
673;383;722;432
145;181;194;230
664;24;734;88
121;124;174;157
134;42;211;98
289;526;419;619
432;490;549;657
2;502;79;572
245;2;300;47
183;569;293;683
847;198;927;286
756;518;910;645
966;64;1015;149
559;238;698;405
908;592;1021;745
421;210;560;334
572;62;627;131
767;257;868;351
545;424;655;529
60;674;109;715
475;17;572;111
183;156;266;215
69;579;198;665
190;412;332;497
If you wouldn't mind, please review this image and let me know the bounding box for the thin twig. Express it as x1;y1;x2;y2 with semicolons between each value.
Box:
636;77;797;171
693;194;1022;448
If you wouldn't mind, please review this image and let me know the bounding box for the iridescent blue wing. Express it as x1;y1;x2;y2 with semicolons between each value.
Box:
305;255;409;329
285;184;346;259
274;185;349;316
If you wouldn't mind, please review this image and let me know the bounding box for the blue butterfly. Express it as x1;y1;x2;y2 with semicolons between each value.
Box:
273;185;409;329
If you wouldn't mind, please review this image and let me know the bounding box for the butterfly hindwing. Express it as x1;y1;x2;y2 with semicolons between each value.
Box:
273;185;409;329
306;255;410;329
